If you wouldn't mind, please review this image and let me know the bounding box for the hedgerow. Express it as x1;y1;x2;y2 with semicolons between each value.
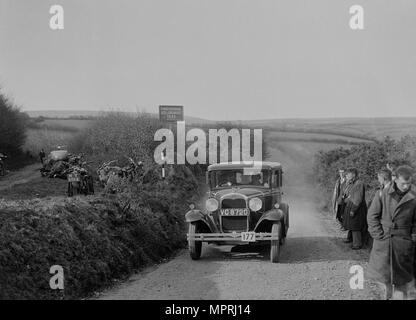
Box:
314;136;416;210
0;113;204;299
0;164;200;299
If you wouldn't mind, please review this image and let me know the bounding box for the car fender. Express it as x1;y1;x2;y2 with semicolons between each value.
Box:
185;210;213;232
254;208;284;232
279;202;289;229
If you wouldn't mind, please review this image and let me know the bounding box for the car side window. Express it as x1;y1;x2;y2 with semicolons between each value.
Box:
271;171;278;188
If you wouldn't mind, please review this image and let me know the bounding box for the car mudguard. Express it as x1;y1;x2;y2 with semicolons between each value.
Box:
254;208;284;232
279;202;289;230
185;210;214;233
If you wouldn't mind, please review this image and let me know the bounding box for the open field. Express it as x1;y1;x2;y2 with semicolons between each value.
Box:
266;130;373;145
22;118;93;156
42;119;93;131
23;128;75;156
245;117;416;140
25;111;416;141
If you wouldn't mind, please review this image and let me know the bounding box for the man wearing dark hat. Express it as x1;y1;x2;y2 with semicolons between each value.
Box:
342;167;367;249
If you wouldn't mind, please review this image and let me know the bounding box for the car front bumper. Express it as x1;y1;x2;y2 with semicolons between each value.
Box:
187;232;279;242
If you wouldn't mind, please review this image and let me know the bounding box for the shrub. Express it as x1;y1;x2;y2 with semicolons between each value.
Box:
0;92;27;155
69;112;162;168
314;136;416;209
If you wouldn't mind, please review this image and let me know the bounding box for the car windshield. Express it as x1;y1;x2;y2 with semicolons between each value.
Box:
209;169;270;189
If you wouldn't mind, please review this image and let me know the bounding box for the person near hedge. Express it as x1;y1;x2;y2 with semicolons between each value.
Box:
39;149;46;165
367;165;416;300
377;168;393;194
332;168;346;229
341;167;367;250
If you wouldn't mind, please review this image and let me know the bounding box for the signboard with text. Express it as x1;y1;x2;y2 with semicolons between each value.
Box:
159;105;184;122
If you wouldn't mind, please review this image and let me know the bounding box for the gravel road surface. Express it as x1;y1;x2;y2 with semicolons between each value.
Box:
99;137;382;300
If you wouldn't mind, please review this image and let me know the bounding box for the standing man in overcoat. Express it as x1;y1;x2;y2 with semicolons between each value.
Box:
342;167;367;249
367;165;416;300
332;168;346;228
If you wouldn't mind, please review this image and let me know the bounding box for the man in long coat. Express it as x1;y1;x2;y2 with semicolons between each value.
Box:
367;165;416;300
332;169;346;227
342;167;367;249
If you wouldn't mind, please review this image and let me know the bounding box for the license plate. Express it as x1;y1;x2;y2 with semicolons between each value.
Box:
68;174;80;182
241;232;256;242
220;208;250;216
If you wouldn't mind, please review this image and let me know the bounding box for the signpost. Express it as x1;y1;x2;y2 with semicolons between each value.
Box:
159;105;184;122
159;105;184;180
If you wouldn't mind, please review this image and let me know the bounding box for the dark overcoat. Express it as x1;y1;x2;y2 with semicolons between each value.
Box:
332;178;346;221
367;183;416;286
342;179;367;231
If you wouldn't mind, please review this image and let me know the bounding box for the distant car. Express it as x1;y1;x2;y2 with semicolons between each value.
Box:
40;149;70;177
49;150;69;161
185;161;289;263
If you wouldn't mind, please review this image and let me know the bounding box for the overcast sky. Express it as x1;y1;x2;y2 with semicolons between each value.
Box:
0;0;415;120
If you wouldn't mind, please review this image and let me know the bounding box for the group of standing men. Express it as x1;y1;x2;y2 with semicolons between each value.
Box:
333;167;367;249
332;165;416;300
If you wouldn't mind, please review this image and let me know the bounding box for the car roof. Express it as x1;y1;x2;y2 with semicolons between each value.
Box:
207;161;282;171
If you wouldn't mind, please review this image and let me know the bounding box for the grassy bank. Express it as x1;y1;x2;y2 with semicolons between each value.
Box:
0;113;205;299
0;164;200;299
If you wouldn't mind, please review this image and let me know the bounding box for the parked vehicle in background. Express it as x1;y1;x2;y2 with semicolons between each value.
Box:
185;161;289;263
67;162;94;197
40;148;70;178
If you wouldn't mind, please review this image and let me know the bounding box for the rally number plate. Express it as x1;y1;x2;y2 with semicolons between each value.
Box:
68;174;80;182
241;232;256;242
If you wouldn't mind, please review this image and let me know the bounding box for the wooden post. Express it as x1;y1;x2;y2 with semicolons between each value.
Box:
161;150;166;179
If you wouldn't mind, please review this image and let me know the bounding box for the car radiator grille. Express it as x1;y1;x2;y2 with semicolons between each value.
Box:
221;198;246;208
221;198;248;232
221;216;248;232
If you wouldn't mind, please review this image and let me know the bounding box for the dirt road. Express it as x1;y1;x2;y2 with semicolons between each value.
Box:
99;136;382;300
0;163;41;192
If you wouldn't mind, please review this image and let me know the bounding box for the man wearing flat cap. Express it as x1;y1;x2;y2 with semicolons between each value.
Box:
342;167;367;249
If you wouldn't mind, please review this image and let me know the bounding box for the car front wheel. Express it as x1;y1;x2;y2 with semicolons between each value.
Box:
270;222;281;263
188;222;202;260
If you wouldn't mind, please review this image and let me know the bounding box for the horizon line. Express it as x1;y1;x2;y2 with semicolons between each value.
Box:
24;108;416;122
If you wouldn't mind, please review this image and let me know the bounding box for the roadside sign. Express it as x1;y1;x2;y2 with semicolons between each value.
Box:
159;105;184;122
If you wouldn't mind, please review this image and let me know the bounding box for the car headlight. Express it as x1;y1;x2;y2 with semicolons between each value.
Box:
206;198;219;212
249;197;262;212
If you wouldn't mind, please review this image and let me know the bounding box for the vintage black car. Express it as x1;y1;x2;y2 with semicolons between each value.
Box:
185;161;289;263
